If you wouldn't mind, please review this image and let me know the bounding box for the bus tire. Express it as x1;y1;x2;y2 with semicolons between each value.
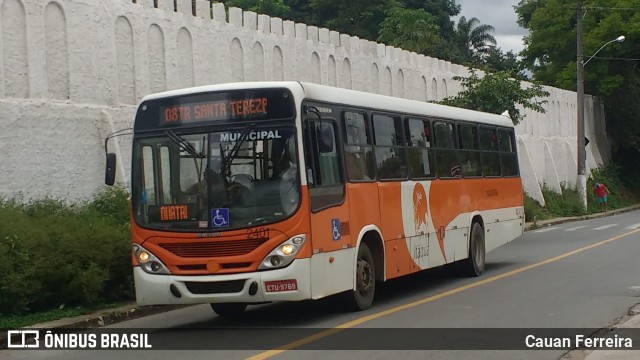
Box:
346;243;376;311
460;222;485;277
210;303;247;317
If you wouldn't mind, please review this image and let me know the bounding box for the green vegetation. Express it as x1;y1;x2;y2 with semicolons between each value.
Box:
0;302;130;331
524;163;639;222
515;0;640;182
218;0;518;72
0;187;133;320
439;68;550;125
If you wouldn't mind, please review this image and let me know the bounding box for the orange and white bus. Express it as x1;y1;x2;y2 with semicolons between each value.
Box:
105;81;524;316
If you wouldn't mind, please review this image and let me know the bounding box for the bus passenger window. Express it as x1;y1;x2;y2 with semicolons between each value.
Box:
343;111;375;181
373;114;407;179
433;121;460;178
305;116;344;211
457;124;481;177
405;118;434;178
498;129;514;152
479;126;500;177
498;129;518;176
316;123;340;186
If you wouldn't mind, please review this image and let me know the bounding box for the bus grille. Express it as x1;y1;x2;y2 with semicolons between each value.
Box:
159;238;268;258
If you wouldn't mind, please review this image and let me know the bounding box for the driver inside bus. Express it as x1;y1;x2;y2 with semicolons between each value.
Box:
272;138;299;215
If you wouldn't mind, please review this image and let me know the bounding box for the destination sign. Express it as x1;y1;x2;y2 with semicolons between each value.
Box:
147;204;196;222
161;97;269;124
134;88;295;131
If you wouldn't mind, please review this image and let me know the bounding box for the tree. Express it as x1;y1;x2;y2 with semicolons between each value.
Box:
399;0;461;60
515;0;640;177
439;68;549;125
309;0;394;40
474;48;528;80
455;16;497;64
401;0;460;39
283;0;312;23
377;6;442;54
516;0;576;87
224;0;291;18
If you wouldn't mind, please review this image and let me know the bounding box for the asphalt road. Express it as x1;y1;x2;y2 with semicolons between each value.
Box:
3;210;640;360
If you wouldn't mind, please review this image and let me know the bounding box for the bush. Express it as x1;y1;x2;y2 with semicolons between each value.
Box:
589;163;638;210
0;187;133;316
541;185;587;217
523;194;549;222
523;162;639;222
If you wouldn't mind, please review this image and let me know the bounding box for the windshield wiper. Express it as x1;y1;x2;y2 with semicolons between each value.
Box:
165;130;205;158
222;123;256;177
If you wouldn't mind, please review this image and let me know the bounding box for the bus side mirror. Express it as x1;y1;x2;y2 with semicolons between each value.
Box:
105;153;116;186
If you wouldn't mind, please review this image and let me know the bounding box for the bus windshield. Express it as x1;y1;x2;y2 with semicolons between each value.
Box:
131;126;300;231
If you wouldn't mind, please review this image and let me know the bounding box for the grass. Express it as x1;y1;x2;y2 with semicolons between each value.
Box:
524;163;639;223
0;302;131;331
0;187;133;320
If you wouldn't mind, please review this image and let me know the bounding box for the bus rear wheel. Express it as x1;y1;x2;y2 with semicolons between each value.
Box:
346;243;375;311
210;303;247;317
460;222;485;277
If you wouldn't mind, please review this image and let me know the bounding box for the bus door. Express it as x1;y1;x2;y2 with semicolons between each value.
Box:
303;111;351;297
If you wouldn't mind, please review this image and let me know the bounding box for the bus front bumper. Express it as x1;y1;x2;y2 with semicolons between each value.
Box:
133;258;311;305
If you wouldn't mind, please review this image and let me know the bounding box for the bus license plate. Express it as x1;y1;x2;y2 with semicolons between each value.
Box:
264;279;298;292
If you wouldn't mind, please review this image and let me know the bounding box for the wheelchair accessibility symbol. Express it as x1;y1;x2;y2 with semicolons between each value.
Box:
331;218;341;241
211;208;229;227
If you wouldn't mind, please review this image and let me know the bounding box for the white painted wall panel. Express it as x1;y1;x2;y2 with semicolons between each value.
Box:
0;0;610;203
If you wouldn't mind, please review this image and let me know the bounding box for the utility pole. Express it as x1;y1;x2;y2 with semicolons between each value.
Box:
576;0;587;210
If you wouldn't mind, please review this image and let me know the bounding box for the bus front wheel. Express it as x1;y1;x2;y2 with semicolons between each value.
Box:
346;243;376;311
210;302;247;317
460;222;485;277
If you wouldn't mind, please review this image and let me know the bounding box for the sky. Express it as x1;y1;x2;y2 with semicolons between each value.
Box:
454;0;529;55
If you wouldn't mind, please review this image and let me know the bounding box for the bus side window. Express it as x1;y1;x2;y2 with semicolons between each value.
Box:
372;114;407;180
433;121;460;178
316;123;340;186
498;129;518;176
457;123;481;177
479;126;500;177
405;118;434;178
343;111;374;181
304;115;345;211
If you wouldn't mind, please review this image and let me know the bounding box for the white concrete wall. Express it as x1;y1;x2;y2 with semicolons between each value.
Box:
0;0;609;206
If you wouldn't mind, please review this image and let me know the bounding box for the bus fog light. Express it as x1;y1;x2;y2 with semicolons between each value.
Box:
281;244;296;255
270;256;283;266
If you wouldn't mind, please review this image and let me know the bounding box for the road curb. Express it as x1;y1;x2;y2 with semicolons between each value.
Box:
525;204;640;231
0;304;184;349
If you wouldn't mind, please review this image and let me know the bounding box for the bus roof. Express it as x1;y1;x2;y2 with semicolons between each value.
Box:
140;81;514;128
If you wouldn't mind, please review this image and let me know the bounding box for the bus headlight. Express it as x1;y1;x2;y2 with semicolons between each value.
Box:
133;244;171;275
281;244;295;255
258;234;306;270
